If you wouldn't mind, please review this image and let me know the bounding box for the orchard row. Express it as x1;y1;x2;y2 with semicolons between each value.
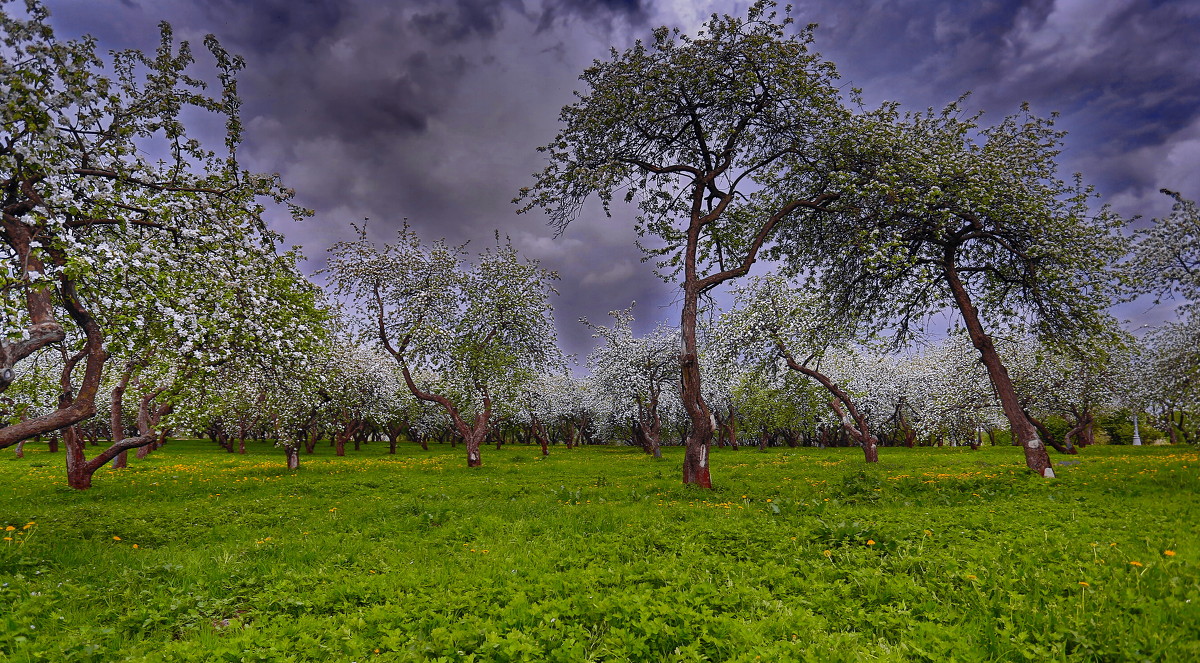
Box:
3;2;1197;490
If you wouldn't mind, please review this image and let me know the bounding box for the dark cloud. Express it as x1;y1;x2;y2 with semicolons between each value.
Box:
793;0;1200;202
410;0;525;42
536;0;649;32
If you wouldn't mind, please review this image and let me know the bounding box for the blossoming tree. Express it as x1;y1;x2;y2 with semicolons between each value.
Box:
326;225;561;467
518;0;865;487
0;1;308;451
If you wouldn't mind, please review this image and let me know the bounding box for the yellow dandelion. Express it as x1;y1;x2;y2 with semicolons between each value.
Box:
3;537;11;541
132;544;139;549
822;550;832;558
923;529;932;537
966;574;977;580
1164;550;1176;556
112;536;121;541
1129;561;1143;567
866;539;875;545
1078;581;1089;587
4;526;13;531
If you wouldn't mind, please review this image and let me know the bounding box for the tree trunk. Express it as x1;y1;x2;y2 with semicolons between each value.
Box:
14;439;25;458
529;414;551;457
465;429;483;467
64;426;92;490
944;260;1053;477
285;444;300;470
674;210;715;483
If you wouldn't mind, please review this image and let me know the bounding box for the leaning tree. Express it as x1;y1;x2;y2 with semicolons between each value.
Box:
519;0;857;487
773;100;1127;477
326;225;561;467
717;273;883;462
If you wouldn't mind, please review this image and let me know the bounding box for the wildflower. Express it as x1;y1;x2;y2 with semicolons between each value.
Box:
4;526;13;532
132;544;139;549
866;539;875;545
112;536;121;541
1129;561;1143;567
923;529;932;537
822;550;832;558
1078;581;1090;587
1164;550;1176;557
3;537;10;541
966;574;977;580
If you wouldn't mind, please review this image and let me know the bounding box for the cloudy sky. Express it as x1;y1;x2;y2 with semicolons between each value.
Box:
45;0;1200;360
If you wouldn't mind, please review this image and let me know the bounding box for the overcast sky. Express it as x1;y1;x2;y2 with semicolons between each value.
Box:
45;0;1200;360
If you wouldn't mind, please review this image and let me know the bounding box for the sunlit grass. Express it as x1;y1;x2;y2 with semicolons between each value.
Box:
2;440;1197;661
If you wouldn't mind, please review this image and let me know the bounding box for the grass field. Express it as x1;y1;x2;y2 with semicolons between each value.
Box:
1;440;1198;661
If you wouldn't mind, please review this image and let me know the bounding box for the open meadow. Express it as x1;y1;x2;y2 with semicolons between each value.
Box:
2;441;1198;662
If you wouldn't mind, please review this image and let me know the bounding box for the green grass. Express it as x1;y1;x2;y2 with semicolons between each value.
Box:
1;440;1198;661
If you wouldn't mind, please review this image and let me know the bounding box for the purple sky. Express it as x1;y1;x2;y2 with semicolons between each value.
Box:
46;0;1200;359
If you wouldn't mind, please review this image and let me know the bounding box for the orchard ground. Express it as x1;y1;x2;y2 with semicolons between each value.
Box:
2;441;1197;661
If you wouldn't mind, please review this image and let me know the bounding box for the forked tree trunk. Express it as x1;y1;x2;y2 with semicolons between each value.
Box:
944;261;1054;477
528;413;551;457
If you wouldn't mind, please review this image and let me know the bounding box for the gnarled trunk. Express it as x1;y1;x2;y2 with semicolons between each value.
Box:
944;261;1053;477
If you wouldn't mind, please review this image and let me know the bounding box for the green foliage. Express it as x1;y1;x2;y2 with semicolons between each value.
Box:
1;441;1197;660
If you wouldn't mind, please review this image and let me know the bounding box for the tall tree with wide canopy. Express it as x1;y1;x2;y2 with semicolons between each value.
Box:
326;225;560;468
519;0;852;487
774;101;1127;477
